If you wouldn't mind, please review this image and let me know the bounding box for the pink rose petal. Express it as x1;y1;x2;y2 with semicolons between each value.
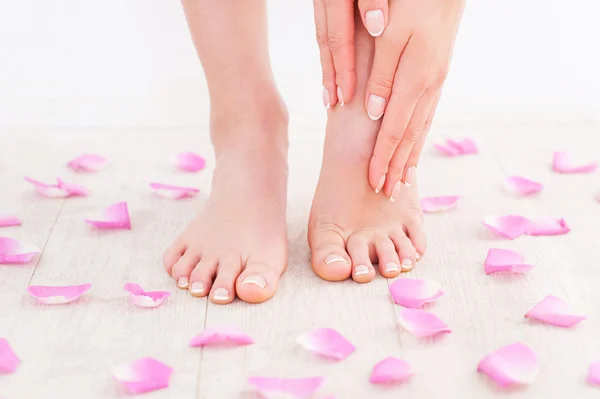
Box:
0;338;20;374
505;176;543;196
552;152;597;174
525;295;586;328
477;342;538;386
124;283;170;308
0;237;41;264
483;215;531;239
526;217;570;236
484;248;534;275
248;376;325;399
420;196;460;213
27;283;92;305
84;202;131;229
297;328;355;361
176;152;206;172
149;182;199;199
67;153;107;172
24;177;89;198
369;357;413;384
587;361;600;385
435;138;478;156
0;215;21;228
113;357;173;394
389;278;444;308
189;326;254;347
397;309;451;338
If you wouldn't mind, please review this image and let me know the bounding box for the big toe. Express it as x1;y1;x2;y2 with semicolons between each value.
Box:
236;261;284;304
309;228;351;281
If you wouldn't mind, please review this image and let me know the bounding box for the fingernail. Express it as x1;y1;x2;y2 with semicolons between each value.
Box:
385;261;399;272
337;86;345;106
213;288;229;301
322;86;331;110
177;277;189;289
375;173;386;193
354;264;370;276
241;274;267;289
401;258;414;271
325;254;349;265
404;166;416;186
189;281;205;295
367;94;386;120
365;9;385;37
390;181;401;202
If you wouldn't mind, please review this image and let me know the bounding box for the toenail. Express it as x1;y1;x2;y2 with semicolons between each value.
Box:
385;261;399;272
325;254;349;265
241;274;267;289
189;282;205;295
354;264;370;276
401;258;414;271
213;288;230;301
177;277;189;289
375;174;386;194
390;182;401;202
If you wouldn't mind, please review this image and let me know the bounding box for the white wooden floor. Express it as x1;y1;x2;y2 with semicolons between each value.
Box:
1;125;599;399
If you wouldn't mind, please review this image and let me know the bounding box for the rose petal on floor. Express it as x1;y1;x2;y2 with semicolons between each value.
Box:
483;215;531;239
0;237;41;264
435;138;478;156
587;362;600;385
0;215;21;228
248;376;325;399
478;342;538;387
27;283;92;305
397;309;451;338
525;295;586;327
189;326;254;347
297;328;355;361
504;176;543;196
420;196;460;213
526;217;570;236
124;282;170;308
0;338;20;374
84;202;131;229
113;357;173;394
369;356;413;384
552;152;597;174
484;248;534;274
176;152;206;172
389;278;444;308
24;177;89;198
149;182;199;199
67;154;107;172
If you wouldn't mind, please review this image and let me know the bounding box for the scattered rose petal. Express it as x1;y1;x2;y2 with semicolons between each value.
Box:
149;182;199;199
24;177;89;198
67;154;107;172
505;176;543;196
297;328;355;361
435;138;478;156
389;278;444;308
0;338;20;374
27;283;92;305
483;215;531;239
552;152;597;174
526;217;570;236
397;309;451;338
84;202;131;229
525;295;586;328
189;326;254;347
0;237;41;264
248;376;325;399
0;215;21;228
113;357;173;394
587;362;600;385
369;357;413;384
420;196;460;213
477;342;538;386
124;283;170;308
484;248;534;275
176;152;206;172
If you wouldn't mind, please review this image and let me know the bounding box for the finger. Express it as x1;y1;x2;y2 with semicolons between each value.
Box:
358;0;388;37
404;91;441;169
325;0;356;105
314;0;338;108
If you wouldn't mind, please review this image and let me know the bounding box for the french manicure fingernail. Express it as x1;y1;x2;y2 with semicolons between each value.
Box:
177;277;189;289
404;166;416;186
354;264;370;276
375;173;386;193
241;274;267;289
323;86;331;110
385;261;399;272
213;288;229;301
390;182;401;202
337;86;345;106
325;254;349;265
401;258;414;271
367;94;386;120
365;9;385;37
189;281;205;295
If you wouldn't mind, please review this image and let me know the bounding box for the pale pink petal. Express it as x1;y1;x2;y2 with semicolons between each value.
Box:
434;143;462;156
420;196;460;213
525;295;586;328
56;178;90;197
113;357;173;394
84;202;131;229
0;237;41;264
24;177;89;198
483;215;531;239
27;283;92;305
504;176;543;196
297;328;355;361
477;342;538;386
0;215;21;228
124;282;170;308
484;248;534;275
0;338;20;374
176;152;206;172
248;376;325;399
189;326;254;347
389;278;444;308
149;182;199;200
587;361;600;385
526;217;570;236
397;309;451;338
67;154;107;172
447;138;478;155
369;357;413;384
553;152;597;174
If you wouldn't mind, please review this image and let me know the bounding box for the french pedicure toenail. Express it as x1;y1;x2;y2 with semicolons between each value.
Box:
375;174;386;194
401;258;414;271
241;274;267;289
385;261;399;272
354;265;370;276
325;254;349;265
337;86;345;107
323;87;331;110
404;166;416;187
367;94;386;120
365;9;385;37
390;182;401;202
177;277;189;289
213;288;230;301
189;281;205;295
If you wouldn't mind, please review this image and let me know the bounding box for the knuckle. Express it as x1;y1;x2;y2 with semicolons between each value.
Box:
405;127;421;144
371;74;394;92
315;29;328;47
327;32;354;53
382;129;403;145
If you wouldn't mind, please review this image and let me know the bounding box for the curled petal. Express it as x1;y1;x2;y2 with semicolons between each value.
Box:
176;152;206;172
484;248;534;274
149;183;199;199
526;218;570;236
0;338;20;374
397;309;451;338
483;215;530;239
389;278;444;308
123;283;170;308
478;342;538;386
297;328;355;361
27;283;92;305
420;196;460;213
113;357;173;394
0;237;40;264
189;326;254;347
67;154;107;171
369;357;413;384
525;295;586;328
552;152;597;174
85;202;131;229
504;176;543;196
0;215;21;228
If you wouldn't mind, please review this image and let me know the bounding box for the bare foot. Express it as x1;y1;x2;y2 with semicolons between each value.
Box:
163;101;289;304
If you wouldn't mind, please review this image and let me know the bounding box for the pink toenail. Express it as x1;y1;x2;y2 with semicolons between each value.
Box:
241;274;266;289
354;265;370;276
189;282;205;295
325;254;349;265
401;258;414;271
213;288;229;301
177;277;189;289
385;262;399;272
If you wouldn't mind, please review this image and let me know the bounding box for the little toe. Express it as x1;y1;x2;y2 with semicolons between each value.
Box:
162;242;186;276
171;250;201;289
390;230;417;272
210;257;243;304
407;219;427;259
346;235;376;283
374;237;402;278
310;228;351;282
188;257;218;297
236;261;282;304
